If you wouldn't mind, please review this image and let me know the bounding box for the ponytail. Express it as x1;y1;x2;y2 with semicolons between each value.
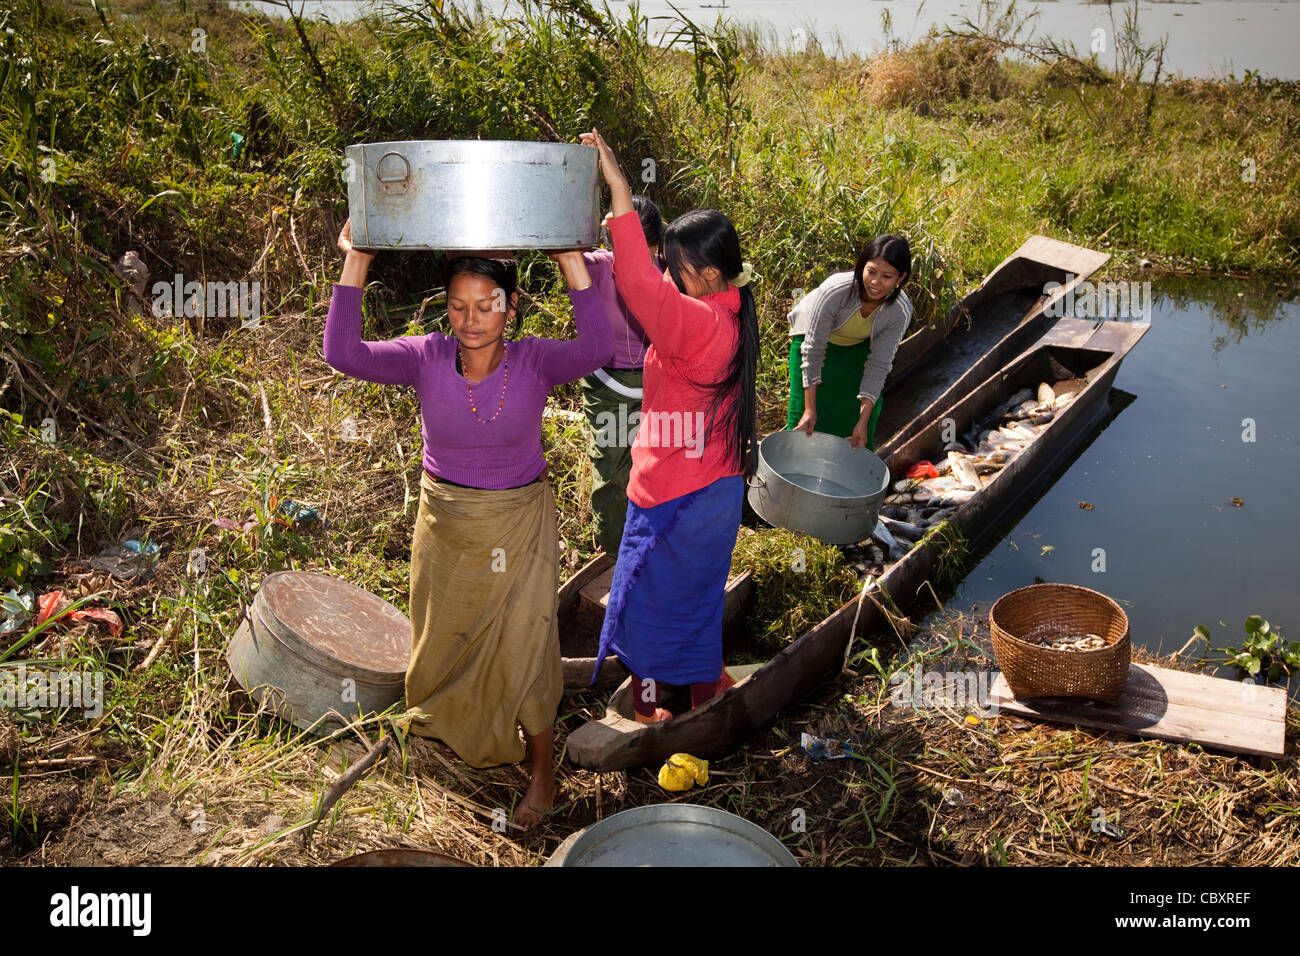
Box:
663;209;759;477
732;284;759;478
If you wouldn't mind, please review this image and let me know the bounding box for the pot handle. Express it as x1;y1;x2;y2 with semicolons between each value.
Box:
376;151;411;193
746;474;766;489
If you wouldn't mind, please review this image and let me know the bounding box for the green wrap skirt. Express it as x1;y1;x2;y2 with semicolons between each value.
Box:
786;334;884;450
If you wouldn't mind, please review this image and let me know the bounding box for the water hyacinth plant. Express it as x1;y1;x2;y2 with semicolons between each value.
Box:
1203;615;1299;683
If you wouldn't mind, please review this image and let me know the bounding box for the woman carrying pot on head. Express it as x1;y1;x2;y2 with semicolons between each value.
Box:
580;195;665;556
579;128;760;725
323;221;613;827
787;235;912;451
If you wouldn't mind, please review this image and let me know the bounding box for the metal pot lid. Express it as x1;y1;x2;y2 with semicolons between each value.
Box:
251;572;410;684
558;804;798;867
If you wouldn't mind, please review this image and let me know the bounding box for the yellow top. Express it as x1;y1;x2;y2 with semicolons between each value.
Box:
826;307;874;346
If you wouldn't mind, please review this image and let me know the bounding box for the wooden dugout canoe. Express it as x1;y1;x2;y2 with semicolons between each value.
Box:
564;247;1148;771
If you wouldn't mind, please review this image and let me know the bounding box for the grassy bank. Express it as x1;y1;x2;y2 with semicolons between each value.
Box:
1;0;1296;864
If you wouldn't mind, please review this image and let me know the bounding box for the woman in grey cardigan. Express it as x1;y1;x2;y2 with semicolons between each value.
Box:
786;235;912;450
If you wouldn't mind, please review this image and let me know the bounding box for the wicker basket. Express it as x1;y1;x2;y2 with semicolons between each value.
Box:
990;583;1131;703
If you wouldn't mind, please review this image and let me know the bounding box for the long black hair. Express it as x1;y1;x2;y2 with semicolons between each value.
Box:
661;209;759;478
853;234;911;304
631;194;664;249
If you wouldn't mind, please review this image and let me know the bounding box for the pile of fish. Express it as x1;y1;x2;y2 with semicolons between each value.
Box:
847;381;1078;587
1040;632;1107;652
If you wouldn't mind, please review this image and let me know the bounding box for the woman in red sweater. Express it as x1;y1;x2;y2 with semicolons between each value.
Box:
580;129;760;723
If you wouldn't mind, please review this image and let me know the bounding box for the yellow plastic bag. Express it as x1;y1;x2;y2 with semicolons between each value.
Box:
657;753;709;792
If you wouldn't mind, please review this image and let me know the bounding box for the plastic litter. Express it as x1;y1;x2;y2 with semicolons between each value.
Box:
276;500;321;528
88;539;160;582
0;589;35;634
800;732;856;761
1089;807;1126;840
36;590;124;638
658;753;709;792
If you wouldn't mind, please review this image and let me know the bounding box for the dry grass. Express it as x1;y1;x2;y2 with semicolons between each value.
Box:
861;52;926;109
5;607;1293;866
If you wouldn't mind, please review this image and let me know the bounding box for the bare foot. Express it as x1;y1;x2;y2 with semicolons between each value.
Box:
513;772;556;829
634;707;673;724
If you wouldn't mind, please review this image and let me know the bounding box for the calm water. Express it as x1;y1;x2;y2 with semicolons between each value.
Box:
234;0;1300;79
920;276;1300;692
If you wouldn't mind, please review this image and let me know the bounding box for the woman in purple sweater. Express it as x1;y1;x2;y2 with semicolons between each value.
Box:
324;220;612;827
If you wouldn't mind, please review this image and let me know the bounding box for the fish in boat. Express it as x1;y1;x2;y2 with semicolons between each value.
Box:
880;514;925;541
948;452;982;491
871;520;908;561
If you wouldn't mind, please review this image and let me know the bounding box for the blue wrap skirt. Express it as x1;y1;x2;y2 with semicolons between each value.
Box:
593;474;744;686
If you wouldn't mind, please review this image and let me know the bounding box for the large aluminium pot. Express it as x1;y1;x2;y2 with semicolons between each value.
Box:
345;140;600;251
746;430;890;546
226;571;411;732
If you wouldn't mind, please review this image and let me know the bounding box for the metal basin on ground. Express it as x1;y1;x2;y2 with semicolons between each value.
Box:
546;805;798;867
746;430;890;545
345;140;600;251
226;571;411;732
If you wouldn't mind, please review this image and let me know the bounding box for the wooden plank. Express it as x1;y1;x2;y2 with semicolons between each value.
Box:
988;664;1286;758
1036;318;1105;349
1102;663;1287;722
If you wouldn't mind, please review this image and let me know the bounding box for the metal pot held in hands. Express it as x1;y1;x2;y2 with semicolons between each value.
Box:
746;430;890;546
345;140;601;251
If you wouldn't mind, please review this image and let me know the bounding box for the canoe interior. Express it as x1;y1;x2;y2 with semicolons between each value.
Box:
876;236;1110;453
558;556;754;660
891;342;1116;470
557;552;616;660
875;286;1042;445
